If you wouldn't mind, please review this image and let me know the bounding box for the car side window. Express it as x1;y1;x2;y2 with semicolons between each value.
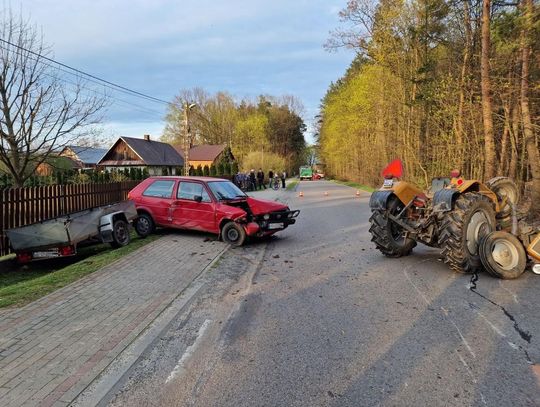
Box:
178;182;211;202
142;180;176;198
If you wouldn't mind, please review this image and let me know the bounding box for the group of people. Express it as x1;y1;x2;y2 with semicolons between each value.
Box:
233;169;287;191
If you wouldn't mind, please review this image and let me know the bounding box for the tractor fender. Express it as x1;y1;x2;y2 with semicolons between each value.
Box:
369;190;395;210
432;189;460;212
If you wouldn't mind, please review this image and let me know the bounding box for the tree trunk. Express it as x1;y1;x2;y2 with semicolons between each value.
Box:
520;0;540;217
456;0;472;171
480;0;497;179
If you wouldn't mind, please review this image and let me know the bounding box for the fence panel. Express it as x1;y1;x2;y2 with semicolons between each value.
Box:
0;181;139;257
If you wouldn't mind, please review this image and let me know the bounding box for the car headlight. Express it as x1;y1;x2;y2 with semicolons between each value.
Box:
263;214;270;220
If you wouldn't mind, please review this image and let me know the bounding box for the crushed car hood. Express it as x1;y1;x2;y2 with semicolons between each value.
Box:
246;197;288;215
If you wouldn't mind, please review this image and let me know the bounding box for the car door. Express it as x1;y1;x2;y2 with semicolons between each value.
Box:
140;179;177;225
171;181;217;232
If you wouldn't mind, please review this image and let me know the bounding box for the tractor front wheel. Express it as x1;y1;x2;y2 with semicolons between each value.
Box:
438;193;496;273
369;196;416;258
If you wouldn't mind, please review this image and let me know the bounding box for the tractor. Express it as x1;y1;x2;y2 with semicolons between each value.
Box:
368;159;540;279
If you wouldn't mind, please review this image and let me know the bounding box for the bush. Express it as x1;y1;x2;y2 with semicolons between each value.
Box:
203;165;210;176
217;162;225;176
210;165;217;176
223;162;231;176
231;161;239;175
196;165;203;176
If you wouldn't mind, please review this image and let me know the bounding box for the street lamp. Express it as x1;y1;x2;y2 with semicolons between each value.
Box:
183;102;197;176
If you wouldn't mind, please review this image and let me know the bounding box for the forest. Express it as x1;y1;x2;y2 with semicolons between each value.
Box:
161;89;307;175
318;0;540;215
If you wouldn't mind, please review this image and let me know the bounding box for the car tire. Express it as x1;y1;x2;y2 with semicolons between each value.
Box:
110;219;130;248
135;213;155;238
222;222;246;246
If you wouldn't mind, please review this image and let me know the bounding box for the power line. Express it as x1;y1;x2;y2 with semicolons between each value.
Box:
0;37;171;106
0;43;166;117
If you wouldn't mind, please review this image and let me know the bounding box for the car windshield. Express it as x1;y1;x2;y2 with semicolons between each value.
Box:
207;181;246;201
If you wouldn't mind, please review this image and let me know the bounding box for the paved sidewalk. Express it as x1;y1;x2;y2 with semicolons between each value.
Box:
0;233;226;407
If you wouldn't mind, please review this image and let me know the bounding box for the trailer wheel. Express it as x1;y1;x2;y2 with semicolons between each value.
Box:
479;231;526;279
111;219;130;248
438;193;496;273
135;213;154;238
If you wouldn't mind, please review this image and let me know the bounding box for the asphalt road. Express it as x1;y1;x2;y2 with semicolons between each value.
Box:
107;180;540;407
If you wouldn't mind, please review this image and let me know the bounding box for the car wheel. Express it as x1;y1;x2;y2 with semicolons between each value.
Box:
135;213;155;238
110;220;130;248
222;222;246;246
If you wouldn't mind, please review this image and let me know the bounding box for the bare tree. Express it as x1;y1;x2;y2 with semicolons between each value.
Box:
0;12;107;187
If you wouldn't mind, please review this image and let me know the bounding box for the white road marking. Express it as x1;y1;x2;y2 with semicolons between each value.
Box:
165;319;212;384
474;310;506;338
498;281;519;303
402;260;476;358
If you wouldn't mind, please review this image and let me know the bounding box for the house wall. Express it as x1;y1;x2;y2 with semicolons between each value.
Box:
102;142;140;162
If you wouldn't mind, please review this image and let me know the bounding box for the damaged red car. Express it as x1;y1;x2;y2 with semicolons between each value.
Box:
128;176;300;246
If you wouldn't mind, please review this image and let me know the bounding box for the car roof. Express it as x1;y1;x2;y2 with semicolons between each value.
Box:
147;176;229;182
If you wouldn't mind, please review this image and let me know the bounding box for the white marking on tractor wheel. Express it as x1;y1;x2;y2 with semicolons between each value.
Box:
165;319;212;384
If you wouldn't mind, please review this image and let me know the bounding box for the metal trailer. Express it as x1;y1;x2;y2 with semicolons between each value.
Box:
6;200;138;263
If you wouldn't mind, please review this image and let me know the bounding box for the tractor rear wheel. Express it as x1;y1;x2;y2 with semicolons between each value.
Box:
369;196;416;258
438;192;496;273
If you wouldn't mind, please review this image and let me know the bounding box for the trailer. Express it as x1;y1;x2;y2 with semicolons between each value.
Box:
6;200;138;263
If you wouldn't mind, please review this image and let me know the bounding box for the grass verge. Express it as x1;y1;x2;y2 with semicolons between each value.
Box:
286;180;299;191
0;233;160;309
332;179;376;193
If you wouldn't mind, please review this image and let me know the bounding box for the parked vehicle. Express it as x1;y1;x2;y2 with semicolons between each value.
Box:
368;159;537;279
299;166;313;181
313;172;325;180
6;201;137;263
128;177;300;246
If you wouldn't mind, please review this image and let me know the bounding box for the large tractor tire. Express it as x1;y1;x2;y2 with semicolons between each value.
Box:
486;177;520;230
369;195;417;258
479;231;527;279
438;192;496;273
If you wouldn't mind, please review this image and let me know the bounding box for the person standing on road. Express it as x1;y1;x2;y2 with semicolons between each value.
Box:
281;171;286;188
249;169;257;191
268;169;274;188
257;168;265;190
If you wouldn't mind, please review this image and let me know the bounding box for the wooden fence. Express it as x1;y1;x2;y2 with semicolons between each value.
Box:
0;181;139;257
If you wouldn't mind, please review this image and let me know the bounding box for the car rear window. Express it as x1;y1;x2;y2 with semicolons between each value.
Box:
178;182;211;202
142;180;175;198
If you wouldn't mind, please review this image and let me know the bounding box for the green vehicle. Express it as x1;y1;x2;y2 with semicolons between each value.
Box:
299;166;313;181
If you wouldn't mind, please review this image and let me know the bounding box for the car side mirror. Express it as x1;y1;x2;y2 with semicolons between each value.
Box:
194;195;203;203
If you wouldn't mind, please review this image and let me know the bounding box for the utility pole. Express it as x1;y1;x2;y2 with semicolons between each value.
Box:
183;102;196;176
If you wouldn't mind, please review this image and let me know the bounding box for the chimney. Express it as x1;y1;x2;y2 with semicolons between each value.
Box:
143;134;150;141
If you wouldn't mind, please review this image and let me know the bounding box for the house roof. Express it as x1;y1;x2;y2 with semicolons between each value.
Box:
175;144;227;162
117;137;184;166
65;146;108;165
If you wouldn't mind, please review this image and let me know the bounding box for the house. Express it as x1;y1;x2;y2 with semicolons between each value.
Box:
35;156;81;176
98;135;183;175
60;146;108;169
175;144;233;169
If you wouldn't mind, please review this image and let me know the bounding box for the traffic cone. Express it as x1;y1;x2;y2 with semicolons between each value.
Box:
298;191;304;197
356;190;361;197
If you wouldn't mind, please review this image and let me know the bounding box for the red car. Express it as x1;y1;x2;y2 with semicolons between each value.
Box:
128;176;300;246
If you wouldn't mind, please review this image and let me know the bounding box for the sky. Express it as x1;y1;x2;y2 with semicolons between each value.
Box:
12;0;353;144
